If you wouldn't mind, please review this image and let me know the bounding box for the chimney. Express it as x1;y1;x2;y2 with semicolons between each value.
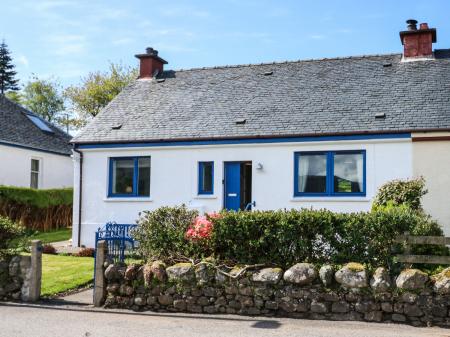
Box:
399;19;437;59
135;47;168;78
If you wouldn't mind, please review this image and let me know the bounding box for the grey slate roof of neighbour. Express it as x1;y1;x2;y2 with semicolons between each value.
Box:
0;95;72;155
73;50;450;144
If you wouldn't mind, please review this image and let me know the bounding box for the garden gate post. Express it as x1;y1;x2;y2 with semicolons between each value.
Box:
94;240;107;307
28;240;42;302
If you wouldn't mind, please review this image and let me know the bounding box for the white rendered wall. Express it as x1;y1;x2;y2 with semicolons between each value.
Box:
73;138;413;247
412;135;450;235
0;144;73;189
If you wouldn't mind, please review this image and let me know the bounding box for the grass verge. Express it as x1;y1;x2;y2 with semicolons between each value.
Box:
29;228;72;244
41;254;94;297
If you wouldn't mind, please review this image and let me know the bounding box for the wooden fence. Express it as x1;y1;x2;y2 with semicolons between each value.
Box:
394;233;450;265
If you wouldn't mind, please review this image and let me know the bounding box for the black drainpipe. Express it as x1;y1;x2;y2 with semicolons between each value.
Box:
73;145;83;247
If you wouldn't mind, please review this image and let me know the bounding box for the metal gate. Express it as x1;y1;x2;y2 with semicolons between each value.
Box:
95;222;137;263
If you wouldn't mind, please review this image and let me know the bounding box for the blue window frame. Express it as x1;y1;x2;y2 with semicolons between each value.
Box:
198;161;214;195
108;157;151;197
294;150;366;197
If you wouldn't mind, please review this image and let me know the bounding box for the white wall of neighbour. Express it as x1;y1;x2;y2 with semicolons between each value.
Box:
0;144;73;189
73;138;413;247
412;135;450;236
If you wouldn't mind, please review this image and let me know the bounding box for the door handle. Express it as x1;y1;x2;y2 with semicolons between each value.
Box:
227;193;237;197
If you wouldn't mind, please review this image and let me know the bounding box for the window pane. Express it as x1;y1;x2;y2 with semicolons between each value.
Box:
30;172;39;189
31;159;39;172
333;153;364;193
297;154;327;193
112;159;134;195
138;157;151;197
201;162;213;193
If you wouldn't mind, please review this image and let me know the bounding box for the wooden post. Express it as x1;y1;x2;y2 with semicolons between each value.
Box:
94;240;107;307
28;240;42;302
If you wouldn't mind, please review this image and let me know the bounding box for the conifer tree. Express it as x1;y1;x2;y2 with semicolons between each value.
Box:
0;40;19;94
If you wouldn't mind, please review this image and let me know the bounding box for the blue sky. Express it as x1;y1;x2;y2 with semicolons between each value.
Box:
1;0;449;87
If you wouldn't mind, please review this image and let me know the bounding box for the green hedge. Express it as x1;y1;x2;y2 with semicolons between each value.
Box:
0;186;73;208
133;205;443;269
0;186;73;231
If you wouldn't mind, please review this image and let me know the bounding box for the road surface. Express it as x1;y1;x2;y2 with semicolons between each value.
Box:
0;301;448;337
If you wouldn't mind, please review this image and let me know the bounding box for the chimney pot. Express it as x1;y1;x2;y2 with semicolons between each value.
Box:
406;19;418;31
135;47;168;79
419;23;429;30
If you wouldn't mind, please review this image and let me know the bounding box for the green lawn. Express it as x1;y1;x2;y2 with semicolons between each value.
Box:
30;228;72;244
41;254;94;297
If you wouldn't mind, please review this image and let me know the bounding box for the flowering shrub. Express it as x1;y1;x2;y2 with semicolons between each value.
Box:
185;213;220;241
185;216;212;241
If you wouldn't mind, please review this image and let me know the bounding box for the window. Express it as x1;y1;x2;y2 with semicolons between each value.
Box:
109;157;151;197
198;161;214;195
294;151;365;196
30;159;40;189
27;115;54;133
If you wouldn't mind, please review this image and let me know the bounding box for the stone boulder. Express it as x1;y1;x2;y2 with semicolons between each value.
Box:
370;267;391;292
251;268;283;285
319;265;334;287
124;264;139;281
104;264;122;281
283;263;317;285
0;261;9;284
143;263;153;287
151;260;167;282
432;267;450;294
335;263;368;288
195;262;214;285
396;269;429;290
166;263;195;283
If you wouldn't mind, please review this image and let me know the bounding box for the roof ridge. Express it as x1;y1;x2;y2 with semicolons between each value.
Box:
171;52;402;73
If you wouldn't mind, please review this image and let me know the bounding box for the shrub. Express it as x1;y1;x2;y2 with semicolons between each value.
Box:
75;248;95;257
0;216;26;258
210;207;418;268
42;244;57;255
132;205;201;261
372;177;427;211
134;205;439;268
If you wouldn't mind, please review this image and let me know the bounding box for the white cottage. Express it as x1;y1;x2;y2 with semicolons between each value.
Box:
72;20;450;247
0;95;73;189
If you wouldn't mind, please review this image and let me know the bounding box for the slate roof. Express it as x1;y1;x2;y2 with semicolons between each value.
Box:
0;95;72;155
73;50;450;144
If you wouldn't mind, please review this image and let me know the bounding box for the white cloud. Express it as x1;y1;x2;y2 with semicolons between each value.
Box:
112;37;135;46
309;34;326;40
46;34;87;56
17;55;29;67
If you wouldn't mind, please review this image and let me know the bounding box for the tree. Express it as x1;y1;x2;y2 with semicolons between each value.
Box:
65;62;137;126
0;40;19;94
5;90;23;104
22;76;65;123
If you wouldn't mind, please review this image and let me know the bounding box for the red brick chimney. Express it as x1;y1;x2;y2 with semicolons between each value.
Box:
135;47;168;78
399;19;436;59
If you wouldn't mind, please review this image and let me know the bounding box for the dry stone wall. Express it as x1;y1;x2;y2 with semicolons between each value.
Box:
0;255;32;301
102;261;450;327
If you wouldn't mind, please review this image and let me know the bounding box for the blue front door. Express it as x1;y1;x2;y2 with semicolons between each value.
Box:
224;162;241;211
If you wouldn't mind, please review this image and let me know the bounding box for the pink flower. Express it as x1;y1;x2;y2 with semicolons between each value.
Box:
185;215;214;241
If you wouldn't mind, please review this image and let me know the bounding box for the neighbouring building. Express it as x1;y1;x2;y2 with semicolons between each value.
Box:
72;20;450;247
0;95;73;189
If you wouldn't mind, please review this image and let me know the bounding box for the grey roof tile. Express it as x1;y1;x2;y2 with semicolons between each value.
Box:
0;95;72;155
73;52;450;144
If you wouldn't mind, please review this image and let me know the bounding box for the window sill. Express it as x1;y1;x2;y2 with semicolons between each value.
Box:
103;197;153;202
194;195;217;200
291;196;370;202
